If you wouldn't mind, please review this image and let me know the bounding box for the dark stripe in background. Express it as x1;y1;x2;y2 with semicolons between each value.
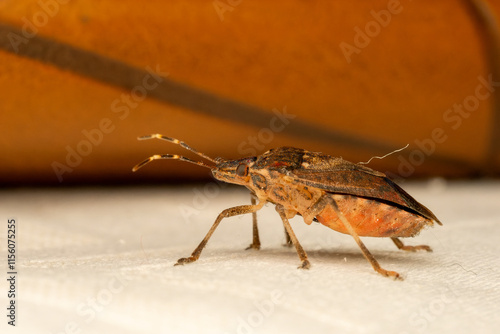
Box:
1;5;497;176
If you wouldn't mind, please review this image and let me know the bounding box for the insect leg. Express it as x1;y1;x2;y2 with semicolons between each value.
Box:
319;195;402;280
245;194;261;250
283;228;293;248
391;237;432;252
244;193;291;249
275;205;310;269
175;201;265;266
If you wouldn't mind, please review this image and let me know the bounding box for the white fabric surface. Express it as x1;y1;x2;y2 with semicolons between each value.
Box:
1;180;499;334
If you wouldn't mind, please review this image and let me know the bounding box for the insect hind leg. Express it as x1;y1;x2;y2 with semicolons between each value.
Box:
391;237;432;252
312;195;402;280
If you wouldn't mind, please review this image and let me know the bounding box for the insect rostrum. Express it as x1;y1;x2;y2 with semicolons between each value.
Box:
133;134;442;280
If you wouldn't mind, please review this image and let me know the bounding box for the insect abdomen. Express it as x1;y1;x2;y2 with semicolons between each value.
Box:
316;194;434;238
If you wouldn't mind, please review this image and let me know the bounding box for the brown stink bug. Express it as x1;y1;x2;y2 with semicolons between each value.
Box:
133;134;442;280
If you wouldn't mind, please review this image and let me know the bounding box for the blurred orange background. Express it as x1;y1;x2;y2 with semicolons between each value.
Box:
1;0;499;185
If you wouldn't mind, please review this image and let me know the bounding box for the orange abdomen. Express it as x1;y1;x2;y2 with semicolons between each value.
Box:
316;194;434;238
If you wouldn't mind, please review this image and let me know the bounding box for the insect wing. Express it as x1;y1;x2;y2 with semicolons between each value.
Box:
288;157;441;224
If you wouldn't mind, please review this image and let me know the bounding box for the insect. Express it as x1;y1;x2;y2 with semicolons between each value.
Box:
133;134;442;280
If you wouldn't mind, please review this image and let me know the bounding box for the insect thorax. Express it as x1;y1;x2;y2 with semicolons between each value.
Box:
247;167;323;217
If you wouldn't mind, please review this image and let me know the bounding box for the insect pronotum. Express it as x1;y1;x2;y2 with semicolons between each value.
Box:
133;134;442;280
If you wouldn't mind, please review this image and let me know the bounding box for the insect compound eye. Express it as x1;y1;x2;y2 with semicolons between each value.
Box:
236;163;249;177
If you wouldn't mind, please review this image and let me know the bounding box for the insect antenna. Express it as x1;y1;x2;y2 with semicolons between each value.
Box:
132;154;213;172
132;134;216;172
137;134;217;163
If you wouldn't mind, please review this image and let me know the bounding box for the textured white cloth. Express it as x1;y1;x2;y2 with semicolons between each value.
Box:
1;181;499;334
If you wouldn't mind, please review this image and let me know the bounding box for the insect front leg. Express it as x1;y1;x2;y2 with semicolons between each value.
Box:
175;201;265;266
307;195;402;280
391;237;432;252
245;193;292;250
245;193;261;250
275;205;310;269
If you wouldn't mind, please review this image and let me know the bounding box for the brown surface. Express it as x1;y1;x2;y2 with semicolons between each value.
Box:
0;0;499;185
